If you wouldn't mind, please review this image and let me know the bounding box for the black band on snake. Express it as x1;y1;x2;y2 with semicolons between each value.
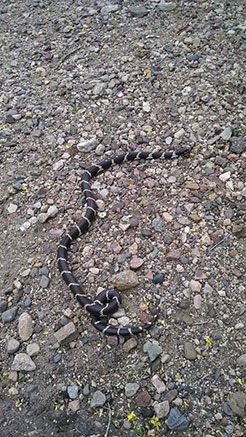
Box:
58;147;190;336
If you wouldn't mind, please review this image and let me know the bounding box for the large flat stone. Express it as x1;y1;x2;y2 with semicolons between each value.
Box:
54;322;78;345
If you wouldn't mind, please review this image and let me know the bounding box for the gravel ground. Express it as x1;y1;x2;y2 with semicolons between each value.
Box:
0;1;246;436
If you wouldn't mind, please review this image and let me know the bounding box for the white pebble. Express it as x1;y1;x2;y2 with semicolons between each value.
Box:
143;101;151;112
219;171;231;182
235;323;244;330
7;203;18;214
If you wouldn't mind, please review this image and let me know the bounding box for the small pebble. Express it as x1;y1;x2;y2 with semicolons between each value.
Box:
2;306;18;323
125;383;140;397
26;343;40;357
7;338;20;354
67;385;79;400
135;391;151;407
153;273;164;284
7;203;18;214
90;391;106;408
39;276;50;288
184;342;197;360
154;400;170;418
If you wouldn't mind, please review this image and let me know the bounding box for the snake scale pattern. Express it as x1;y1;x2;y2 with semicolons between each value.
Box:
58;146;190;336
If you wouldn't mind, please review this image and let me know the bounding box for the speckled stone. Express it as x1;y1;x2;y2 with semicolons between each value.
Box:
11;353;36;372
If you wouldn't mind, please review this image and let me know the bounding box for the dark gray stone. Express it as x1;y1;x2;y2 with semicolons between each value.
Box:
230;137;246;154
2;306;18;323
153;273;164;284
0;300;8;313
167;407;189;430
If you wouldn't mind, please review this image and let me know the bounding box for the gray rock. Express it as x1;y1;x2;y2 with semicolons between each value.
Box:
112;270;138;290
53;353;62;363
77;136;97;152
7;338;20;354
37;212;49;223
230;137;246;154
90;391;106;408
67;385;79;400
18;312;33;341
2;306;18;323
54;322;78;345
167;407;189;430
145;343;163;362
204;282;213;294
47;205;59;218
237;354;246;368
129;6;149;18
154;400;170;418
101;5;119;14
228;391;246;417
26;343;40;357
221;127;232;141
125;383;140;397
39;266;49;276
11;353;36;372
152;217;163;232
83;383;90;396
0;300;8;313
184;342;197;360
93;82;105;95
39;275;50;288
158;2;177;12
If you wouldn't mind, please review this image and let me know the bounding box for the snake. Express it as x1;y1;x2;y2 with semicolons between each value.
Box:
58;146;190;336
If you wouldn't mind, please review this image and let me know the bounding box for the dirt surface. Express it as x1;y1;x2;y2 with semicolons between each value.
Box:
0;1;246;436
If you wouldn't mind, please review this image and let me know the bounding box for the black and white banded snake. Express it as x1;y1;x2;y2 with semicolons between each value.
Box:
58;147;190;336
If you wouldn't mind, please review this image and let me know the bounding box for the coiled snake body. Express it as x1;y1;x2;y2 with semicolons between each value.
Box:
58;147;190;336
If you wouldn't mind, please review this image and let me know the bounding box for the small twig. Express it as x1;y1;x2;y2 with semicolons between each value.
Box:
104;403;112;437
192;320;210;326
208;238;225;253
54;45;83;70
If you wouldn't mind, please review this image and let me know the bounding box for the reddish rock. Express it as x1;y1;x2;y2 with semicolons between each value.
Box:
110;241;122;254
166;248;181;261
139;312;151;324
130;256;144;270
151;375;166;393
135;391;151;407
145;271;153;281
194;269;207;280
